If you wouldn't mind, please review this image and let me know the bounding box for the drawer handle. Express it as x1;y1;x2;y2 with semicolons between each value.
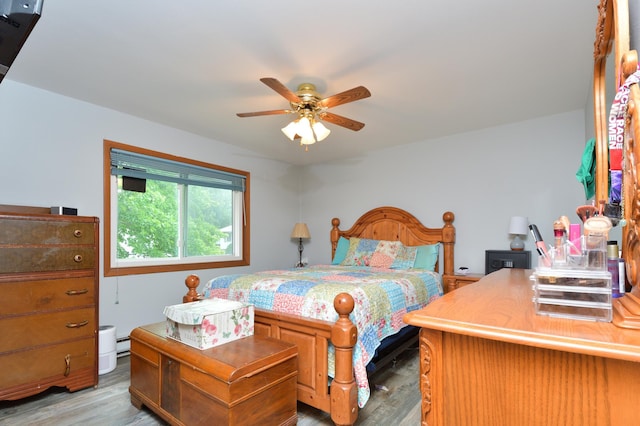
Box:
66;288;89;296
74;254;83;263
74;229;83;238
64;354;71;376
66;320;89;328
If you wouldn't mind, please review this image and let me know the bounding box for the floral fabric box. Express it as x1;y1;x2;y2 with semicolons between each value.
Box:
163;298;254;350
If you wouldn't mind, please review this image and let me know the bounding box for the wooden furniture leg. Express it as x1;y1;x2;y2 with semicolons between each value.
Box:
330;293;358;426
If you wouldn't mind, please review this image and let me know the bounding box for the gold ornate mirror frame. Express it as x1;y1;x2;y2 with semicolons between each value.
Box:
593;0;629;205
615;62;640;328
593;0;640;328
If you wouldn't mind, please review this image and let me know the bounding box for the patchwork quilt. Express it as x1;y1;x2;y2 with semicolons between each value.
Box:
202;264;443;407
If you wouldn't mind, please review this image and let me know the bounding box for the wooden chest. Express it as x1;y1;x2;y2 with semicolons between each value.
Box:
129;322;298;426
0;212;99;400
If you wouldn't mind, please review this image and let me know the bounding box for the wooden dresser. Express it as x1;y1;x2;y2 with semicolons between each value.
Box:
404;269;640;426
0;212;99;400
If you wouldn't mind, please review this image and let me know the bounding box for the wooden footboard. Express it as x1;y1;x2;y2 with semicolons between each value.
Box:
184;274;358;426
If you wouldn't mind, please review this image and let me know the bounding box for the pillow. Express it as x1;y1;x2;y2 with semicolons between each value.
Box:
412;243;440;271
332;236;350;265
340;237;379;266
369;240;402;268
391;245;418;270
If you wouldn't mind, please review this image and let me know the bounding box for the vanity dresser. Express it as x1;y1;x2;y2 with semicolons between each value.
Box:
404;269;640;425
405;0;640;424
0;205;99;400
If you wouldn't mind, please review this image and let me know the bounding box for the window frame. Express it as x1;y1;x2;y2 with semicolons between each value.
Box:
103;139;250;277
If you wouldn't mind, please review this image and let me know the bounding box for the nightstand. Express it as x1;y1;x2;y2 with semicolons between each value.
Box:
450;273;485;291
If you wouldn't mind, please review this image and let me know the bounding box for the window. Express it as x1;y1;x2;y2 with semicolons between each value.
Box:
103;140;250;276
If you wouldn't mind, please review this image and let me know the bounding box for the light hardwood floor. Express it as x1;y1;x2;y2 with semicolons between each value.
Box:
0;347;420;425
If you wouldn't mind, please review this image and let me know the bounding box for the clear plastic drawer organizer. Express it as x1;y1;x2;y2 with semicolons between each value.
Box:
531;232;611;322
531;267;612;322
530;215;614;322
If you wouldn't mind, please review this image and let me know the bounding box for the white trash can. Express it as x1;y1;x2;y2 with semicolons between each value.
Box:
98;325;117;375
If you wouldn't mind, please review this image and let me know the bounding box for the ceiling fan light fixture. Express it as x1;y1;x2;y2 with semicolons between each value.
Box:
240;77;371;150
282;115;330;147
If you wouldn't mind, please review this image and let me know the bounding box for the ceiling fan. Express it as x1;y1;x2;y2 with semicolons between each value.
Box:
236;78;371;150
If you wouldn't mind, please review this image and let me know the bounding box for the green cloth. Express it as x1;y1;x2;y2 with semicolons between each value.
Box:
576;137;596;200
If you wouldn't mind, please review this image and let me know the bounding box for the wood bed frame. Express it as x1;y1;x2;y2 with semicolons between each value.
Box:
183;206;456;425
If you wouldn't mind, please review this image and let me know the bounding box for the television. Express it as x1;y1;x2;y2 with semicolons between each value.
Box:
0;0;43;83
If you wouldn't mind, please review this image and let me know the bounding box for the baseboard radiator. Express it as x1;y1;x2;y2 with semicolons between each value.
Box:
117;336;131;357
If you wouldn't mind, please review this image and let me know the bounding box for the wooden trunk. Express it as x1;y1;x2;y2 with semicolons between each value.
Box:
129;322;298;426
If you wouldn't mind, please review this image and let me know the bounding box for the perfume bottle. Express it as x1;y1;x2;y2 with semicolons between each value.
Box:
607;241;623;298
553;220;567;265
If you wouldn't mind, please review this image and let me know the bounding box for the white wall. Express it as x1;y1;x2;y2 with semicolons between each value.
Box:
0;79;605;345
298;110;592;274
0;81;300;343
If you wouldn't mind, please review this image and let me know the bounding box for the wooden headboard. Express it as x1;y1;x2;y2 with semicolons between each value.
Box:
329;206;456;291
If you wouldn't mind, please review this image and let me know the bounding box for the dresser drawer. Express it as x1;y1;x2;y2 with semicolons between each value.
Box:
0;338;95;390
0;247;95;273
0;218;95;245
0;307;96;353
0;276;95;315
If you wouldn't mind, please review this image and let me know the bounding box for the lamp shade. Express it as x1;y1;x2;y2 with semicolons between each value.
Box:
297;117;314;141
281;120;299;140
312;120;331;141
509;216;529;235
508;216;528;251
290;223;311;239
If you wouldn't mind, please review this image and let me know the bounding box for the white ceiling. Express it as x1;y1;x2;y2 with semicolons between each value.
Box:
5;0;599;165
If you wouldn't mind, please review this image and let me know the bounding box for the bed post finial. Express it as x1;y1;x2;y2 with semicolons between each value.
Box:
331;217;341;260
442;211;456;291
330;292;358;426
183;274;201;303
442;211;455;226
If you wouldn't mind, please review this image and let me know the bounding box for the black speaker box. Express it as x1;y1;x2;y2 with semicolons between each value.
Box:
51;206;78;215
122;176;147;192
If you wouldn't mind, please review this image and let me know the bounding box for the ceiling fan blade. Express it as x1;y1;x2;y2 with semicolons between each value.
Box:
320;112;365;131
260;77;301;103
318;86;371;109
236;109;291;117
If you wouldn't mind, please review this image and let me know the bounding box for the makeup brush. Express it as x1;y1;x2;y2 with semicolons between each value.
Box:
576;205;597;223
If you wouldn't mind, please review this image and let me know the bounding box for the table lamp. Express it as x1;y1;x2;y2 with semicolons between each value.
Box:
291;223;311;267
509;216;529;251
